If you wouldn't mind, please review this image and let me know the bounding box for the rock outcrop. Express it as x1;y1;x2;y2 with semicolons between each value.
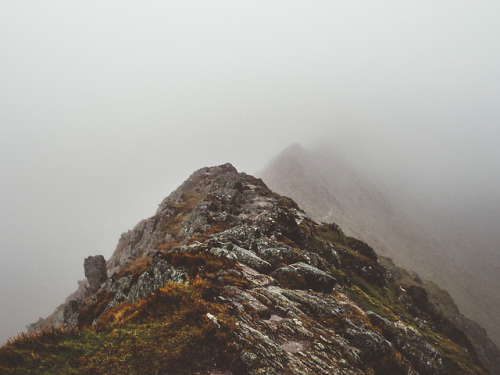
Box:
84;255;108;291
272;262;336;293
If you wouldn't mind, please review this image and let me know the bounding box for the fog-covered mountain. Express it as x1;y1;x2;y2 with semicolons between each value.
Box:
259;143;500;351
2;164;498;374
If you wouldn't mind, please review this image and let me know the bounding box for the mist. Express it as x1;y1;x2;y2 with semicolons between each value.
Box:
1;1;499;344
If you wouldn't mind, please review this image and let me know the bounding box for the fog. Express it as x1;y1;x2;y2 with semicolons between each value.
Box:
1;1;499;344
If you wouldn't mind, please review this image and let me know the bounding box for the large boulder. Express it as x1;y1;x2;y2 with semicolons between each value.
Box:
84;255;107;292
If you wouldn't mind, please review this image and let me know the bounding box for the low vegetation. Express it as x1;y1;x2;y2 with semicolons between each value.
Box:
0;278;241;375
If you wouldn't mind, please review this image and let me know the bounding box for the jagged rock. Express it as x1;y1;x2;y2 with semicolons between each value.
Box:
156;163;240;216
408;270;423;284
209;246;238;261
368;312;444;374
106;275;132;309
325;242;342;268
127;258;188;302
241;266;277;288
107;217;164;276
231;245;272;274
251;285;306;318
346;238;378;260
179;199;213;238
222;286;270;318
257;246;305;267
53;299;82;329
84;255;107;291
337;246;389;287
272;262;336;293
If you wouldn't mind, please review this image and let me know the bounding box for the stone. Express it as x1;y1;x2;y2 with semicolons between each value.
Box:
232;245;272;274
222;285;270;318
346;238;378;260
127;260;188;302
206;312;220;328
272;262;336;293
84;255;107;292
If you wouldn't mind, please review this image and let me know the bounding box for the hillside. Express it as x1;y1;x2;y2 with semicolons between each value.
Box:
1;164;497;374
259;144;500;370
259;144;449;274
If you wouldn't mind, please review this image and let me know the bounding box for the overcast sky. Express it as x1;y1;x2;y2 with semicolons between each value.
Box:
1;1;499;344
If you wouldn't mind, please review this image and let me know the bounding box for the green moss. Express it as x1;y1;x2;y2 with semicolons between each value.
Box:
421;328;485;375
345;284;398;322
314;223;345;244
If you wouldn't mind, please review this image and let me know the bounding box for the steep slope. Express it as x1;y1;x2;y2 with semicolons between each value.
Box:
259;144;500;373
389;198;500;349
259;143;444;274
1;164;495;374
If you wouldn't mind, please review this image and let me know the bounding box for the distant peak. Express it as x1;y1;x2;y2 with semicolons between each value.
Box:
283;142;305;154
257;143;309;178
269;143;308;162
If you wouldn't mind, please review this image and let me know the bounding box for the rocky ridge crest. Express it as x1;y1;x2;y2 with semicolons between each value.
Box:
18;163;495;374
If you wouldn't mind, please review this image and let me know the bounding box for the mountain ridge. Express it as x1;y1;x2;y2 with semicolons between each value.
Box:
2;163;497;374
259;145;500;372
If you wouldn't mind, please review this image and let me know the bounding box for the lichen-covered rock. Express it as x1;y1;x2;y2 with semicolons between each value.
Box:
257;246;304;267
84;255;107;291
105;275;132;309
53;299;82;329
127;258;188;302
368;312;444;374
179;199;213;238
272;262;336;293
231;245;272;274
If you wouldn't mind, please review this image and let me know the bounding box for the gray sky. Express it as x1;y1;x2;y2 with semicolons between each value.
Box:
1;1;499;344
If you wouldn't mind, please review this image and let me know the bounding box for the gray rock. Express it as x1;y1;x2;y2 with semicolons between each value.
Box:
127;259;188;302
179;199;212;238
222;285;270;318
232;245;272;274
209;246;238;261
257;246;302;266
84;255;107;292
106;217;164;276
105;275;132;310
272;262;336;293
368;312;444;374
53;299;82;329
241;266;277;288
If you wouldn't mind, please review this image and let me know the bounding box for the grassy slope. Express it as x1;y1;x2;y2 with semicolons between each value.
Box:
0;280;240;375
